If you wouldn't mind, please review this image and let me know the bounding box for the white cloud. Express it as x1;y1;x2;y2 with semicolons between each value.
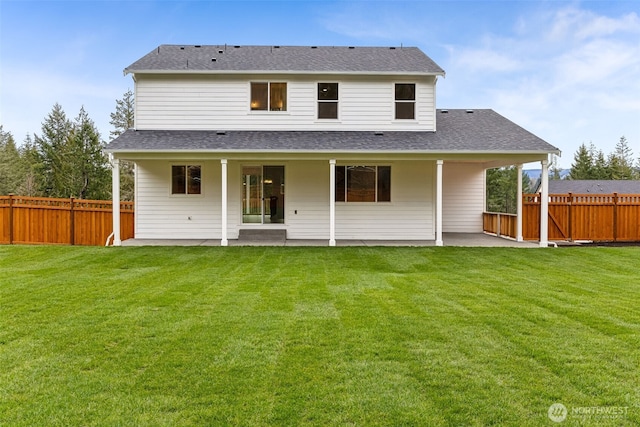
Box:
548;7;640;42
438;4;640;166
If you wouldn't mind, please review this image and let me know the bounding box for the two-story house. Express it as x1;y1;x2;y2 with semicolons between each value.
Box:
106;45;559;246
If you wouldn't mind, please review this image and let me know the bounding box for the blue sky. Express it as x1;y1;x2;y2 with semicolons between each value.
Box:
1;0;638;168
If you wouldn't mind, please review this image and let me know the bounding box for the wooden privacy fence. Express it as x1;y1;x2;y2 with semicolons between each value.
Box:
485;193;640;242
0;195;134;246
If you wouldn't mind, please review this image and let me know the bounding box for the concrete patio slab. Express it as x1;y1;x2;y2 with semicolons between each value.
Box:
120;233;540;248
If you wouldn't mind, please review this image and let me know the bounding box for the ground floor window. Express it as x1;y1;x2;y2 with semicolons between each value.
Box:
171;165;201;195
336;165;390;202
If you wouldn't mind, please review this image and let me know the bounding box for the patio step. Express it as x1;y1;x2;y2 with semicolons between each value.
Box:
238;229;286;242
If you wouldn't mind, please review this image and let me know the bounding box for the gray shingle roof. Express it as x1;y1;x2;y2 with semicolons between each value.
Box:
125;45;445;75
106;109;559;154
548;180;640;194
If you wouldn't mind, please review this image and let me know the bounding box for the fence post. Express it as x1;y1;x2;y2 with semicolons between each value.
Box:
497;213;501;237
70;197;75;246
568;193;572;242
8;193;14;244
613;193;618;242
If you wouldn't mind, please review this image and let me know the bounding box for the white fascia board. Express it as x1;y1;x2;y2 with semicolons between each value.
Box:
125;69;445;77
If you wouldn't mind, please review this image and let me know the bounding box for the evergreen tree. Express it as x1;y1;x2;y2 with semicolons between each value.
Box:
486;166;531;214
568;143;594;179
35;104;110;199
109;88;134;139
34;103;73;196
550;154;562;180
18;134;43;196
0;126;25;194
593;149;610;179
609;136;636;179
66;107;111;199
109;89;135;200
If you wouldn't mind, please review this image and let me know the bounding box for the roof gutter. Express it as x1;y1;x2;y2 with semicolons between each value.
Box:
106;147;560;156
123;69;445;77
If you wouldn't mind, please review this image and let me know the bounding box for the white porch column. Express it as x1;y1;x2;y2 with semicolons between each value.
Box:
539;158;549;247
436;160;444;246
221;159;228;246
111;156;121;246
516;163;523;242
329;159;336;247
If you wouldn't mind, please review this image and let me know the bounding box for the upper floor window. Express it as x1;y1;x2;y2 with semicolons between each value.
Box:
395;83;415;120
172;165;201;195
251;82;287;111
318;83;338;119
335;165;391;202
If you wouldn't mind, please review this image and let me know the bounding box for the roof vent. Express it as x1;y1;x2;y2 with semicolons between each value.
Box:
216;131;226;135
348;46;355;49
218;50;223;54
441;110;448;113
374;131;384;136
390;47;396;50
180;46;185;50
274;45;280;49
466;110;474;113
311;46;317;49
211;58;217;62
234;45;240;48
194;45;201;48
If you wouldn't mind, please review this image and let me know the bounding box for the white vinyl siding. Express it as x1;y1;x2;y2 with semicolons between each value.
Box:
335;161;434;240
135;160;221;239
442;162;485;232
135;74;436;131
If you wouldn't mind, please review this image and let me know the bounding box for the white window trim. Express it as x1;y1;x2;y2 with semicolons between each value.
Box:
335;164;392;203
169;163;204;197
316;81;340;121
248;81;288;113
393;82;417;122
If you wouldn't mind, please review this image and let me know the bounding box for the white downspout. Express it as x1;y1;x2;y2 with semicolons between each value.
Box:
111;155;121;246
436;160;444;246
329;159;336;247
221;159;228;246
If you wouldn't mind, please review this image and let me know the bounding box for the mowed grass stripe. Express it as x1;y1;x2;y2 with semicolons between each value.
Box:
1;245;639;426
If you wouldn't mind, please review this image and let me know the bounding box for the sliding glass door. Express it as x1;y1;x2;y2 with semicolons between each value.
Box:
242;166;284;224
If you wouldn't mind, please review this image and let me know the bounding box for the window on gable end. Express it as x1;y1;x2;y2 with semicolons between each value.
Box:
395;83;415;120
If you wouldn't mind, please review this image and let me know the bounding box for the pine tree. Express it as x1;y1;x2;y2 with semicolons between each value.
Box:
593;149;610;179
550;154;562;180
109;89;135;138
486;166;528;214
109;89;135;200
66;107;110;199
34;103;73;197
568;143;594;179
35;104;110;199
609;136;636;179
18;134;43;196
0;126;24;194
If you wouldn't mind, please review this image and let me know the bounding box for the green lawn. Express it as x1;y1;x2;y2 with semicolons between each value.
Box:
1;246;639;426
